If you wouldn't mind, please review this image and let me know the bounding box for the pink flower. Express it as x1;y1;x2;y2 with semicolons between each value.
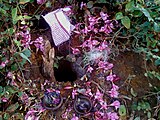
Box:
80;2;86;10
112;83;119;90
71;114;79;120
37;0;46;4
95;89;103;101
1;97;8;102
62;108;72;119
100;12;109;21
98;41;109;51
98;61;108;69
109;88;119;98
106;73;116;82
71;47;80;55
72;89;78;99
0;60;9;68
87;66;94;73
107;112;119;120
19;92;29;104
85;88;93;96
110;100;120;110
92;40;99;46
105;63;113;70
31;37;44;53
100;101;108;109
25;109;39;120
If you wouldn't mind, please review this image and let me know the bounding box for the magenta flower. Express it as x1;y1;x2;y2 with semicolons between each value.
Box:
1;97;8;102
91;40;99;46
95;89;103;102
110;100;120;110
37;0;46;4
71;114;79;120
30;37;44;53
106;73;116;82
85;88;93;96
72;89;78;99
109;88;119;98
0;60;9;68
105;63;114;70
112;83;119;90
98;41;109;51
98;61;108;69
19;30;31;48
80;2;86;10
19;92;29;104
100;101;108;110
71;47;80;55
107;112;119;120
25;109;39;120
100;12;109;21
87;66;94;73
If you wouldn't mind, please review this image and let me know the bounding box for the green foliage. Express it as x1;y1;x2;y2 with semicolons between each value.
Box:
118;105;127;116
115;0;160;72
0;0;33;119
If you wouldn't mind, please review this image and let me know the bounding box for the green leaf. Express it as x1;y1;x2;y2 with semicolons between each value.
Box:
12;7;17;24
153;22;160;32
136;4;154;22
5;86;17;94
11;63;18;71
0;86;3;93
0;8;7;15
121;16;131;29
23;15;32;20
45;1;52;8
19;0;30;4
95;0;107;3
7;28;15;35
115;12;124;20
11;113;24;119
22;49;31;57
152;48;159;52
4;113;10;120
125;1;135;12
87;1;94;8
130;88;137;97
118;105;126;116
147;111;151;118
134;117;141;120
20;53;31;64
155;59;160;66
6;102;19;113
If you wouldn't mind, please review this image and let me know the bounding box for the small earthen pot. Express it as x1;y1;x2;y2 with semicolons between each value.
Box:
74;95;93;115
42;91;63;110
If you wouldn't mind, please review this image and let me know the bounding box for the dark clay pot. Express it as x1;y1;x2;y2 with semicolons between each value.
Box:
42;91;63;110
74;95;93;115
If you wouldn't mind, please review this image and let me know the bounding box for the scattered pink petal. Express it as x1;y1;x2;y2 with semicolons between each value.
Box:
95;89;103;102
110;100;120;110
71;114;79;120
37;0;46;4
72;89;78;99
1;97;8;102
87;66;94;73
109;88;119;98
71;47;81;55
107;112;119;120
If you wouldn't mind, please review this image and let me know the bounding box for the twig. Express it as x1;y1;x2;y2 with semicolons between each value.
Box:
15;58;25;81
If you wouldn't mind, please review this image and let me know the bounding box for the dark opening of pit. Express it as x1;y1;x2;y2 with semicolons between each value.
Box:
54;59;78;82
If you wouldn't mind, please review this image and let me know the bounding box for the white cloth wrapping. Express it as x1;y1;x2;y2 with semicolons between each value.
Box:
42;8;75;46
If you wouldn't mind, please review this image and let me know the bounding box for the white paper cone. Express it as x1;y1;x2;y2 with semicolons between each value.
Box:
42;8;75;46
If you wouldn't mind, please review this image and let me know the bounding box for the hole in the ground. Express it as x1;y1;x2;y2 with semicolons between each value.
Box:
54;59;78;82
